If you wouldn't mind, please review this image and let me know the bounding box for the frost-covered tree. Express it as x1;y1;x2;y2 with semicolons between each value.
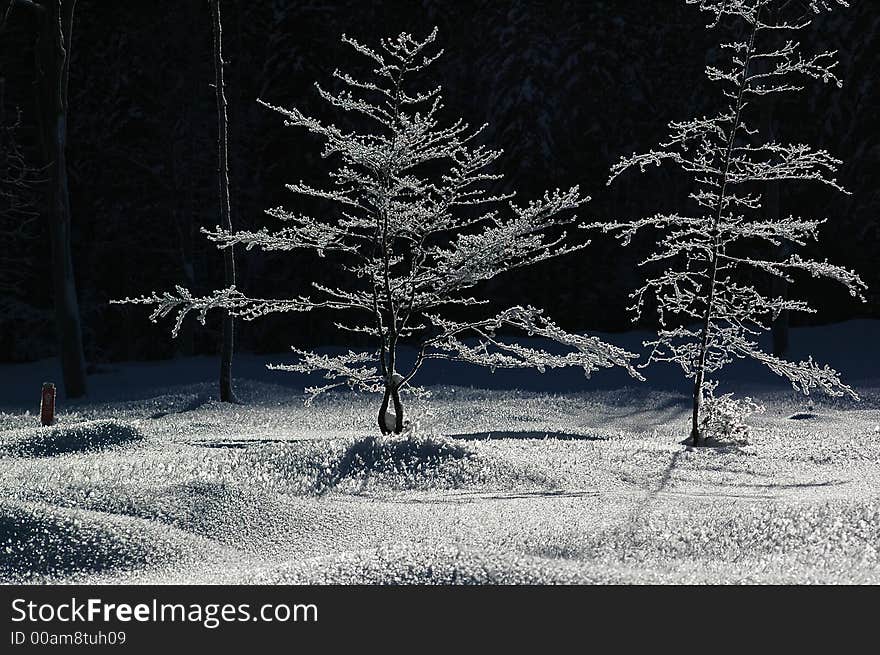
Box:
602;0;866;445
117;29;640;434
0;86;44;347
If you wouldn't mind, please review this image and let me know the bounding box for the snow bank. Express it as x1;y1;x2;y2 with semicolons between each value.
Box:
270;434;477;493
329;434;471;485
256;433;556;494
0;419;143;458
0;501;217;583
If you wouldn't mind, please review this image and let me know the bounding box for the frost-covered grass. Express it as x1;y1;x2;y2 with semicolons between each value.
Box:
1;352;879;584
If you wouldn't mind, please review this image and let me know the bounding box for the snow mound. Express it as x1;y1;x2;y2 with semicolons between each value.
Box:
0;419;143;458
53;481;343;557
257;433;558;494
0;501;208;582
306;434;475;493
254;543;598;584
331;434;471;482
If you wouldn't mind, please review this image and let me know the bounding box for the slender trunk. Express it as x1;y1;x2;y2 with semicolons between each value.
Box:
378;386;392;435
771;243;791;356
390;382;404;434
33;0;87;399
229;0;244;227
762;62;788;357
377;379;405;435
690;17;760;445
211;0;237;403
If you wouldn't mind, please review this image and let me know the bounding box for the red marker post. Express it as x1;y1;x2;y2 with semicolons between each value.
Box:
40;382;56;426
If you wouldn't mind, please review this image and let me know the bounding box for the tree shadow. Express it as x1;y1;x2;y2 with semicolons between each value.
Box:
610;395;689;421
186;437;291;449
362;488;600;505
706;479;848;491
451;488;600;501
446;430;607;442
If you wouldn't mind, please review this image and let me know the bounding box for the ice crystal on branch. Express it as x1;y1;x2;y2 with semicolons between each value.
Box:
117;29;639;433
602;0;865;445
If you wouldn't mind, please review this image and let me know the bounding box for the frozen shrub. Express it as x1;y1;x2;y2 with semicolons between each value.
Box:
698;383;764;444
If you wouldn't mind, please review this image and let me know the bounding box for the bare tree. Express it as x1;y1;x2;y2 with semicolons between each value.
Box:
2;0;87;398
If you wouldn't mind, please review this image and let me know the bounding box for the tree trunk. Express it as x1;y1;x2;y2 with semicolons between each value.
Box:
378;386;392;435
690;15;760;446
228;0;244;227
767;147;789;356
390;383;404;434
689;372;704;446
211;0;237;403
761;50;788;357
377;378;405;435
32;0;87;399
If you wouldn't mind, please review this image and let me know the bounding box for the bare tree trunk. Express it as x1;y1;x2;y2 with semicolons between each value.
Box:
761;27;789;357
390;382;404;434
378;386;392;435
377;379;405;435
690;16;760;446
211;0;237;403
31;0;87;399
766;120;788;356
228;0;244;226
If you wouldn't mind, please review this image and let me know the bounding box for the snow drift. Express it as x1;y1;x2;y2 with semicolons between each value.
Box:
0;500;222;582
0;419;143;458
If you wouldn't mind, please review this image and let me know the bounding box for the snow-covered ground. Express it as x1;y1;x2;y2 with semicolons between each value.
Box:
1;321;879;584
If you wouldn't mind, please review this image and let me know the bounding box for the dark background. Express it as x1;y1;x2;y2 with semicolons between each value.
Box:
1;0;877;364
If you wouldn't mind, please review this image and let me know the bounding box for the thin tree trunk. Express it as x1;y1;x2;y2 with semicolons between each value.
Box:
766;114;788;356
228;0;244;226
761;30;789;357
390;382;404;434
32;0;87;399
690;17;760;446
378;386;392;435
211;0;237;403
377;379;405;435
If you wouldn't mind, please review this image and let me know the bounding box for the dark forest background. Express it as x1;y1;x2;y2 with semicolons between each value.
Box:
1;0;877;365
